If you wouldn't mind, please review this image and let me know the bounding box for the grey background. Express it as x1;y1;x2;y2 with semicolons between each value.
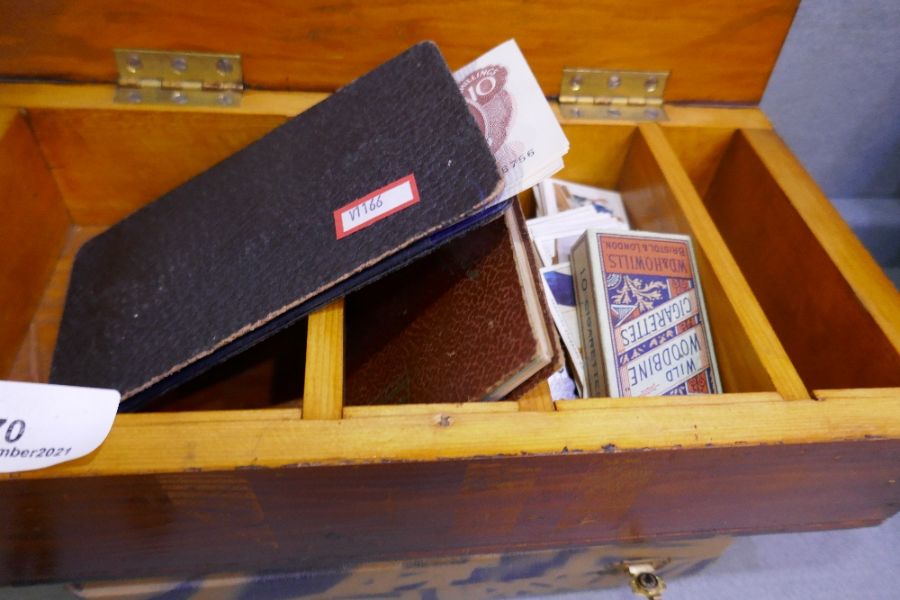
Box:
3;1;899;598
763;0;900;286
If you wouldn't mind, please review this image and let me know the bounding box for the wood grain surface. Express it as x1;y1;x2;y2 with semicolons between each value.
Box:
661;126;737;197
0;83;772;126
8;224;308;411
7;226;95;382
741;129;900;358
0;0;799;103
27;109;287;225
517;381;555;412
703;131;900;391
1;438;896;584
303;300;345;420
1;393;896;479
0;110;70;376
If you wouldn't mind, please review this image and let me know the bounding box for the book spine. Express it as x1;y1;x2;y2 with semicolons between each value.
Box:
570;233;607;398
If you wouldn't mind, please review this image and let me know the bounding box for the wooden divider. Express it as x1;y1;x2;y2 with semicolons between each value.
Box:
660;126;736;197
517;381;555;411
302;299;345;420
0;110;71;376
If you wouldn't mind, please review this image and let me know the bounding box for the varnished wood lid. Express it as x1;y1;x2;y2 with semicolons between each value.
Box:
0;0;798;103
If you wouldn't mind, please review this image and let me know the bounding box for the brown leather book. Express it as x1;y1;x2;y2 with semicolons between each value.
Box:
345;202;561;405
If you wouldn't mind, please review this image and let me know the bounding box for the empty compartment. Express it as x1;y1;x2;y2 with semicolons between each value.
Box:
664;125;900;393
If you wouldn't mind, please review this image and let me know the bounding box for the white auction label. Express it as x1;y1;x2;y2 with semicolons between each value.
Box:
333;174;420;239
0;381;119;473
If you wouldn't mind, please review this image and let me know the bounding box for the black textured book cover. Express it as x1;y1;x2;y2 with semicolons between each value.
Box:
50;42;503;408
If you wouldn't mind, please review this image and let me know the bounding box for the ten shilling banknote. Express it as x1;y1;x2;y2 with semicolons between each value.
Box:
455;39;569;202
570;230;722;397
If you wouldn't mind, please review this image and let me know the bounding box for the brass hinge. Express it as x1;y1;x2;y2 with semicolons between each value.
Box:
558;68;669;121
114;49;243;107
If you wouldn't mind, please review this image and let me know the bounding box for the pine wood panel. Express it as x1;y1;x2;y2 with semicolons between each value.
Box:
618;124;808;400
0;0;798;103
3;393;898;479
27;109;287;225
741;129;900;357
815;388;900;402
517;381;555;412
0;83;330;116
1;437;895;584
343;401;520;419
303;300;345;420
0;83;771;128
552;124;637;189
7;226;94;382
0;110;70;376
661;127;737;197
555;105;773;130
8;225;308;411
554;392;776;411
703;131;900;391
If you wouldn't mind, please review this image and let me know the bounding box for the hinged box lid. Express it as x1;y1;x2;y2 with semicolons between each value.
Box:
0;0;798;104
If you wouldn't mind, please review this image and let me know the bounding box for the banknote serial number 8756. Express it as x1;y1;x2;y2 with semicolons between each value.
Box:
0;418;26;444
501;148;535;174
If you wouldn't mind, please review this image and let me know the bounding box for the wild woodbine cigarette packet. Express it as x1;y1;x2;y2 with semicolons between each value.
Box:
570;229;722;397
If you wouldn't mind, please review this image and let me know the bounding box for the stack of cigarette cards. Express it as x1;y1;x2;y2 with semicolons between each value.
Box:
570;229;722;397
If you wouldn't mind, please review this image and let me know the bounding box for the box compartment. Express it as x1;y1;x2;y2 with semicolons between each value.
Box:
4;103;801;406
664;124;900;394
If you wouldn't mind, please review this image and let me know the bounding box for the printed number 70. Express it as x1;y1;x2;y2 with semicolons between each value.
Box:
0;419;25;443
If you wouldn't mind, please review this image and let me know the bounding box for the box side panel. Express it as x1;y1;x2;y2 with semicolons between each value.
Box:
0;0;798;103
703;130;900;390
1;440;895;584
0;110;70;376
27;109;287;225
662;127;737;199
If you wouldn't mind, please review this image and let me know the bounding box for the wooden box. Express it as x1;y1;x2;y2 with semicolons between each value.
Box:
1;0;898;587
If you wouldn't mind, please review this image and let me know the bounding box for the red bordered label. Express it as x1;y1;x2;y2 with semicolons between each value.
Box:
333;174;420;239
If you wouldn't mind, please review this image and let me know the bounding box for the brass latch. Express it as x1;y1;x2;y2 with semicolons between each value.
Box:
114;49;243;107
627;563;667;598
558;68;669;121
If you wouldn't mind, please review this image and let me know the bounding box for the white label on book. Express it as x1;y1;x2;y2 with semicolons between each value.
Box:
0;381;119;473
333;174;420;239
